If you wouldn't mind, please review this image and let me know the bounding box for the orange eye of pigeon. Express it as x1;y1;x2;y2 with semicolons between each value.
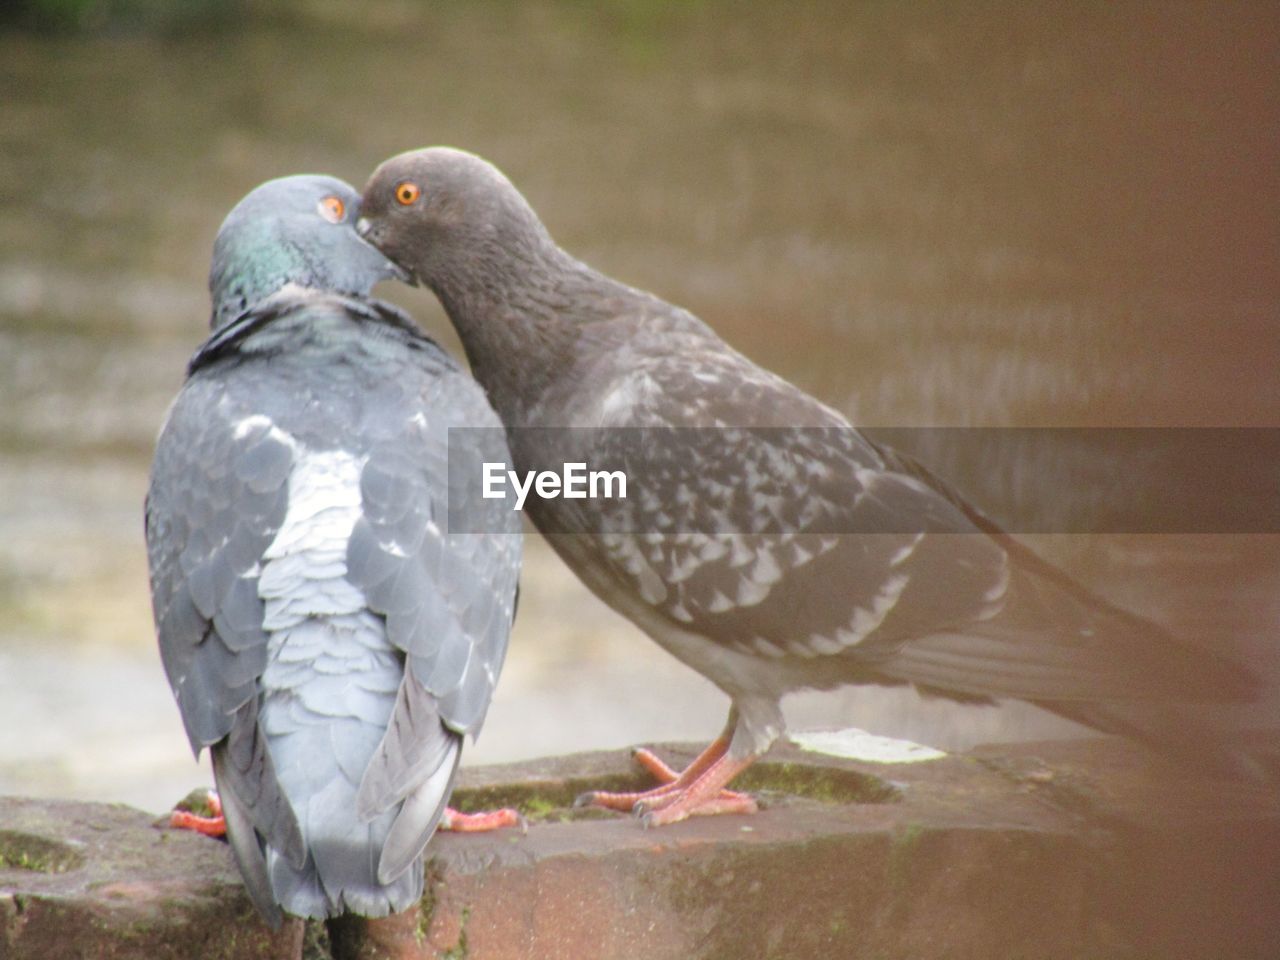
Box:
317;195;345;223
395;182;421;206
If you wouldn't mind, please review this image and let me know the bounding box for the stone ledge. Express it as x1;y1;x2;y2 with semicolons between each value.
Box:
0;795;297;959
3;736;1278;959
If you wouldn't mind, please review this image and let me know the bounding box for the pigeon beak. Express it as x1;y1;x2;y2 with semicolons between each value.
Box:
382;257;413;285
355;217;415;285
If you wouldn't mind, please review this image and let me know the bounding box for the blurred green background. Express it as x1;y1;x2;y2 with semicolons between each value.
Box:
1;0;1276;812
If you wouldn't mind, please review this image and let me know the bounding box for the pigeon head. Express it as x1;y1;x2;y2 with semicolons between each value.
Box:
357;147;553;296
209;174;407;330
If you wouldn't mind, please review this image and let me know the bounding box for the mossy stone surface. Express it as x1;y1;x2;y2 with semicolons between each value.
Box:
4;737;1279;959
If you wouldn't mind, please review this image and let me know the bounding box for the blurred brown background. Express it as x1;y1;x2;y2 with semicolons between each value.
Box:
0;0;1276;812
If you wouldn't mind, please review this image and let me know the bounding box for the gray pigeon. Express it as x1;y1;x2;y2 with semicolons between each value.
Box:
146;174;521;926
357;148;1259;826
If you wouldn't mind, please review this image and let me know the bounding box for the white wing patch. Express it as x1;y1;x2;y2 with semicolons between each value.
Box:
260;449;370;633
258;446;398;748
233;413;276;440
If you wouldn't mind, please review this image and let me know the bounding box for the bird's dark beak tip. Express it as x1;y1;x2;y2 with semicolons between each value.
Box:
357;215;415;285
390;261;416;285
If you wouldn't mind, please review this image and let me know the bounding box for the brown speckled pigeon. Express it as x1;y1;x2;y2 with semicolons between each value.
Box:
357;148;1259;826
145;174;521;940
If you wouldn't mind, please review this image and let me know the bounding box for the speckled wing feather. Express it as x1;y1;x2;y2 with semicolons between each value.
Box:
543;315;1249;706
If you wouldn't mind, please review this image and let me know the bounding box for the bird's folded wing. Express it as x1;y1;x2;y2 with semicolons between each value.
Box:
147;373;292;751
565;344;1012;660
343;368;521;873
562;337;1255;706
146;368;305;884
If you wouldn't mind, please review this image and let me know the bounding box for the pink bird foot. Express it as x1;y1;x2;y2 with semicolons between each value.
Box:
576;736;759;825
169;788;227;838
439;806;525;833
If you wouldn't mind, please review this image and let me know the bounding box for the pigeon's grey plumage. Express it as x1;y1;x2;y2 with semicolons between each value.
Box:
146;175;520;922
358;148;1259;824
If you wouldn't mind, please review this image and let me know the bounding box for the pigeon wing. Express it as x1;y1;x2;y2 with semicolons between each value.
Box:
145;354;307;917
568;326;1252;706
345;361;521;882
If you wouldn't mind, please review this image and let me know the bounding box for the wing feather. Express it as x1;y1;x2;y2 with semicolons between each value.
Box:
147;377;292;752
540;318;1254;707
344;370;520;843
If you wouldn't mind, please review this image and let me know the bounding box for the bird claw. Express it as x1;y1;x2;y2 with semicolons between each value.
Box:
578;788;659;812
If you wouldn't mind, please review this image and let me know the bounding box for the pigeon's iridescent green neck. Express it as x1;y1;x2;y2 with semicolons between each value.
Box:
208;175;402;331
210;221;312;329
